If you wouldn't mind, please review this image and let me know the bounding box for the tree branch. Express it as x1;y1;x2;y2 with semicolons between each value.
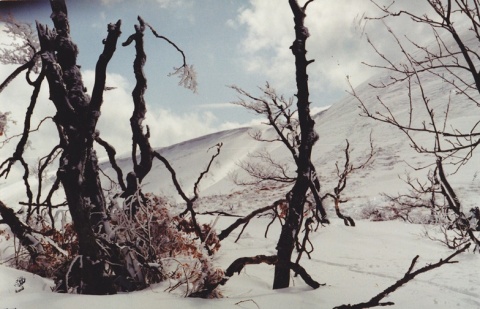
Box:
334;243;470;309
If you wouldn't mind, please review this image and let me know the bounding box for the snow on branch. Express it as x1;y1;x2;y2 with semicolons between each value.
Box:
0;14;40;68
0;16;42;94
0;111;11;137
143;19;198;93
168;64;197;93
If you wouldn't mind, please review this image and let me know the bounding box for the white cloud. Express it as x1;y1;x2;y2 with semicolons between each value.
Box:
81;70;225;154
0;61;236;182
146;109;217;146
226;19;238;30
198;102;242;110
236;0;435;101
217;117;264;131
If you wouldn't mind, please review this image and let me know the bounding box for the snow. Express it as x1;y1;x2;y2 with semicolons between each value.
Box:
1;218;479;308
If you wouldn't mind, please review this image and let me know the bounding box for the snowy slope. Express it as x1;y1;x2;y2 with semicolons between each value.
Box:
103;59;480;218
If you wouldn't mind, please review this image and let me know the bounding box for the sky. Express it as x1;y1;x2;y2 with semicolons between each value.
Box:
0;0;435;155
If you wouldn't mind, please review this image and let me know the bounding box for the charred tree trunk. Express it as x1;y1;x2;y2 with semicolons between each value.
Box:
273;0;317;289
37;0;121;294
121;17;155;213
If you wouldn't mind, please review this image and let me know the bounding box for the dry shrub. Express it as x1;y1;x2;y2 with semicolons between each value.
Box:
110;192;224;297
27;223;77;278
0;192;223;297
0;209;77;281
175;217;221;254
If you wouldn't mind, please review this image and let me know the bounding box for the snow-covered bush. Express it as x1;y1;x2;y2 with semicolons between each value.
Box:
106;192;223;296
0;192;224;296
359;182;480;250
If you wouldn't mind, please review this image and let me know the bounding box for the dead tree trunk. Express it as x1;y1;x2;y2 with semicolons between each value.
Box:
37;0;121;294
119;17;155;216
273;0;318;289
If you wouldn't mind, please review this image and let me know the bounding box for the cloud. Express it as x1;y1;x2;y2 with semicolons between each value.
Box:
0;61;238;183
226;18;238;30
81;70;229;154
236;0;435;103
198;102;242;110
146;109;217;146
217;117;264;131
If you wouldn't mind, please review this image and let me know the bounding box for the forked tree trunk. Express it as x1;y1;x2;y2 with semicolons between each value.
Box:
37;0;121;294
273;0;317;289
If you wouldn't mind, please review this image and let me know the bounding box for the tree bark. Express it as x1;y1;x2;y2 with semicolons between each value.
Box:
123;17;153;186
37;0;122;294
273;0;317;289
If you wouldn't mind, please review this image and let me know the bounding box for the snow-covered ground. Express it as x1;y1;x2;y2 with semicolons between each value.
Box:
1;217;479;308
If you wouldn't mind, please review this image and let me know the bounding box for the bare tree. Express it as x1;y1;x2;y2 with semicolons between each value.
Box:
193;0;323;294
230;82;375;230
320;138;375;227
0;0;225;296
33;2;122;293
271;0;321;289
230;84;327;222
225;0;375;290
351;0;480;250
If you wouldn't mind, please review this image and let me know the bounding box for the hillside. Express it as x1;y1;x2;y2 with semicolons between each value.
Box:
108;60;480;220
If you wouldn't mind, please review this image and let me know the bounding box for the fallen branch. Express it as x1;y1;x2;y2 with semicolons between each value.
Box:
197;210;242;217
189;255;278;298
224;255;321;289
334;243;470;309
190;252;323;298
235;299;260;309
226;255;278;276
